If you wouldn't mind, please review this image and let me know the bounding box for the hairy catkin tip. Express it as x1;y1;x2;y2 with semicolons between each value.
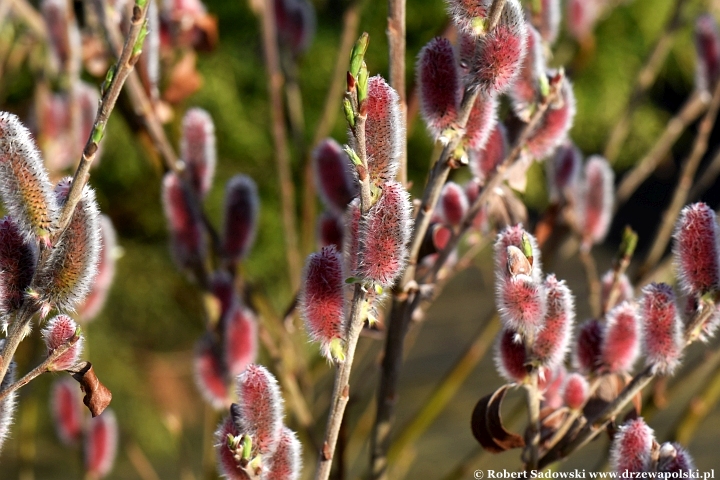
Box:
534;0;561;44
224;303;258;376
601;301;640;374
562;373;588;411
438;182;468;227
222;174;259;265
300;245;346;361
51;378;83;445
469;123;507;184
357;181;412;287
215;416;250;480
468;0;527;95
695;14;720;93
0;111;57;243
235;364;284;456
509;25;545;121
85;409;118;479
525;78;576;160
446;0;490;32
464;92;498;151
162;172;207;272
641;283;683;375
658;442;696;473
546;141;581;203
264;426;302;480
35;178;100;313
567;0;602;41
610;418;654;473
532;274;574;370
42;314;82;371
494;225;542;282
181;108;216;198
497;274;546;336
361;76;403;186
313;138;357;214
495;327;528;383
577;155;614;249
673;202;720;296
418;37;460;139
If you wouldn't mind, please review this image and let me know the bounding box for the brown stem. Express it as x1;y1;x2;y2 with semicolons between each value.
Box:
615;92;709;208
524;371;541;470
689;144;720;200
258;0;301;291
0;329;81;402
579;249;601;318
387;0;406;186
637;79;720;280
603;0;688;162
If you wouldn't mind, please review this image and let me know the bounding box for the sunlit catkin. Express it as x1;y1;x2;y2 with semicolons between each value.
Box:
162;172;206;272
84;409;118;479
181;108;216;198
417;37;460;140
673;202;720;296
234;364;284;456
532;275;574;371
509;25;545;121
35;178;100;314
51;378;83;445
222;174;259;265
610;418;654;473
313;138;357;214
640;283;684;375
601;301;640;374
362;76;403;186
42;314;83;371
0;112;57;244
263;426;302;480
695;14;720;93
525;78;576;160
577;155;614;250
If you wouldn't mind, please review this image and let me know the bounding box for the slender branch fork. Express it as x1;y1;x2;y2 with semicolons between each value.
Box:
0;0;150;397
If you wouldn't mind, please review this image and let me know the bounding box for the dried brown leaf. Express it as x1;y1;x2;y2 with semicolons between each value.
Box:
68;361;112;417
471;385;525;453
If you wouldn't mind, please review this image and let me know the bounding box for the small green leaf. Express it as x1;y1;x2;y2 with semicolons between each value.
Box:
349;33;369;79
343;98;355;128
620;226;638;259
91;122;105;144
345;276;358;284
343;146;362;166
132;20;149;57
241;435;252;460
101;66;116;96
357;62;368;105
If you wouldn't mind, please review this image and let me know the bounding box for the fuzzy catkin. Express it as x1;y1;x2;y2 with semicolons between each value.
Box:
181;108;217;198
234;364;284;456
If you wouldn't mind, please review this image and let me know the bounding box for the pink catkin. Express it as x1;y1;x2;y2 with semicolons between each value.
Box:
446;0;490;32
509;25;546;121
575;319;604;374
263;426;302;480
497;274;546;336
438;182;468;228
469;123;508;184
539;365;566;409
673;202;720;296
601;301;640;374
300;245;346;360
658;442;696;473
562;373;589;411
357;181;412;287
85;409;118;479
181;108;216;198
610;418;654;473
641;283;683;375
494;225;543;282
546;141;581;203
566;0;602;41
525;78;576;160
532;275;574;371
695;14;720;93
41;0;80;73
194;335;229;409
495;328;528;383
577;155;614;249
0;111;58;244
536;0;560;44
469;0;527;95
362;76;403;186
312;139;357;214
274;0;315;57
601;270;634;311
224;303;258;376
464;92;498;151
214;416;250;480
42;314;83;371
317;210;343;249
222;175;259;264
162;172;206;271
417;37;460;139
0;217;35;315
79;215;117;322
235;364;284;455
51;378;83;445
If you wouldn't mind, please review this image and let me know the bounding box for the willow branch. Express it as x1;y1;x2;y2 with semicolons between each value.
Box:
637;79;720;280
615;92;709;208
603;0;687;162
388;0;406;185
258;0;301;290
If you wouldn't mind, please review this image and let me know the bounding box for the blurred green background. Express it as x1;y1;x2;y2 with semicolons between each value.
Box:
2;0;720;478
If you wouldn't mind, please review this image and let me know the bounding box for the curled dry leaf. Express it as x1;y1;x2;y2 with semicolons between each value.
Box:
470;384;525;453
67;361;112;417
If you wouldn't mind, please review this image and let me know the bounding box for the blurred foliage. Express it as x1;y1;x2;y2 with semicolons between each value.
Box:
2;0;718;477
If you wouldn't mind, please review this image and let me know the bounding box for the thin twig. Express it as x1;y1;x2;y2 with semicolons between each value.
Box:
524;370;541;470
689;144;720;200
615;92;709;208
387;0;407;185
579;249;601;318
257;0;301;291
603;0;688;162
637;79;720;280
0;331;80;402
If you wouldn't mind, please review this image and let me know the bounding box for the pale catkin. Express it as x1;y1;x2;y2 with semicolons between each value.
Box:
35;178;100;314
0;112;58;243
